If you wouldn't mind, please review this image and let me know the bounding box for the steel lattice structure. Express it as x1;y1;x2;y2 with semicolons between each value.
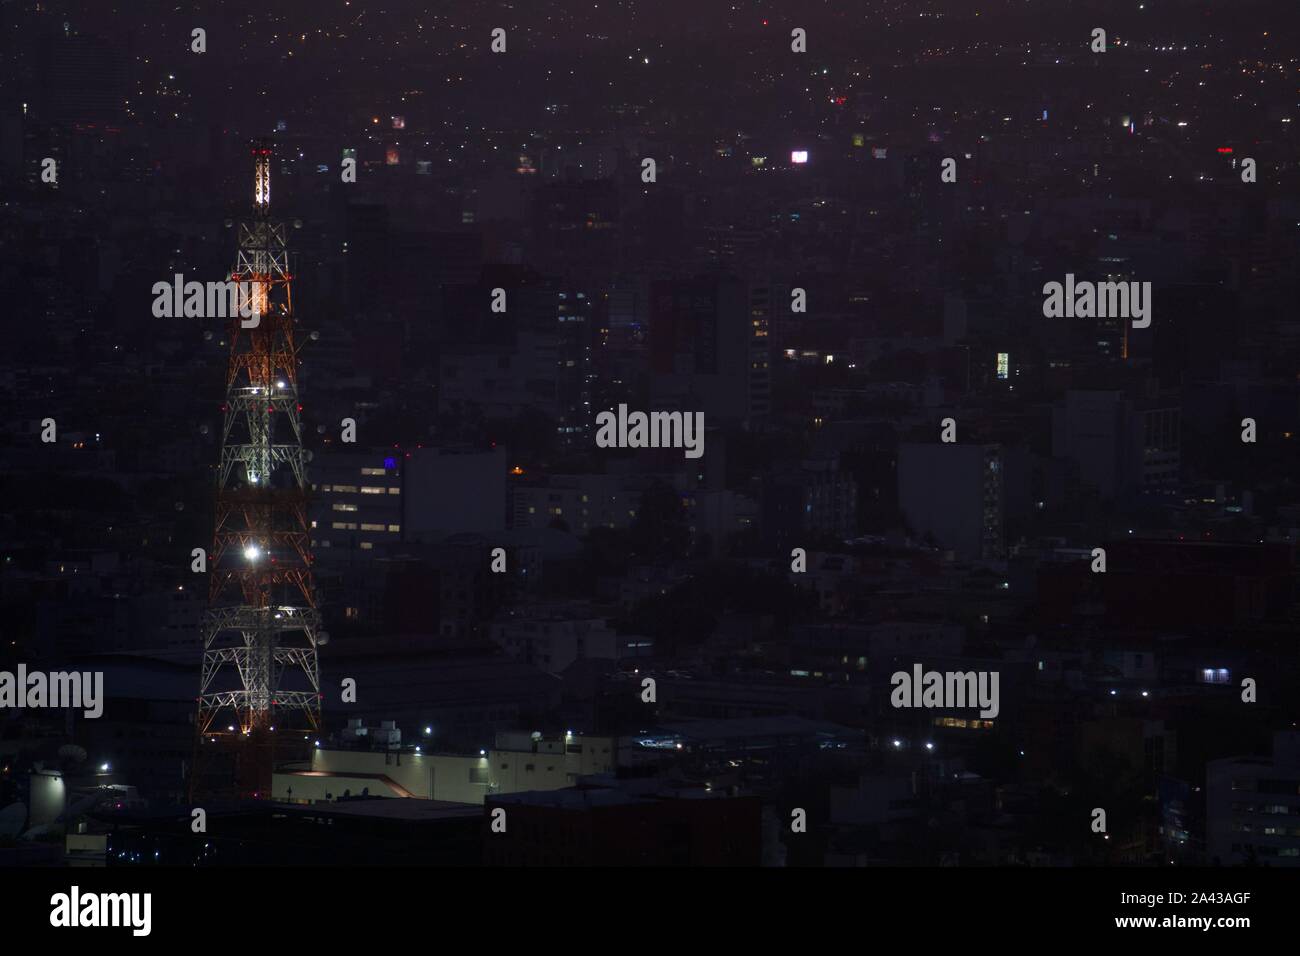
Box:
192;141;320;797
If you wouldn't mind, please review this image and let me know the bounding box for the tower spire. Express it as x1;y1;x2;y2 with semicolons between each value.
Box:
191;140;321;799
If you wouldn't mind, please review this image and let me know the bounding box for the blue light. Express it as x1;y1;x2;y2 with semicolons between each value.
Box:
384;457;397;469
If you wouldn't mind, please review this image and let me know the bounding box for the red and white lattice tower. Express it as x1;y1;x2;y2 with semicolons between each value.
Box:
191;139;321;799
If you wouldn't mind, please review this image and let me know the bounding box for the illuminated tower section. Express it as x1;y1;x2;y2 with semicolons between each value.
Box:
193;140;321;798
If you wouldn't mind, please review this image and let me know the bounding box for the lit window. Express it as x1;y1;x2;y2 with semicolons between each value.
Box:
360;486;385;495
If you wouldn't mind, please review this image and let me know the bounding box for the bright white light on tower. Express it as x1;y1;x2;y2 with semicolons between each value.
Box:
791;150;809;164
255;154;270;206
244;545;260;562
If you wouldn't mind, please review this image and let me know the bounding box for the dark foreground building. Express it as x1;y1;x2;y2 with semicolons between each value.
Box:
486;778;761;866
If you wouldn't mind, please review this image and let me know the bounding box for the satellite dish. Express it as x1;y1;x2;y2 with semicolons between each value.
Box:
0;803;26;839
20;822;58;842
223;218;234;229
293;219;303;229
203;330;213;341
317;632;330;646
309;330;320;341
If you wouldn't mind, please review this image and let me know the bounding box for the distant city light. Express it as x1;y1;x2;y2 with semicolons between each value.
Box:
790;150;809;165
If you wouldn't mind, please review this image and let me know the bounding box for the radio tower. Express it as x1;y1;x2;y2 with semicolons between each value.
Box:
191;140;321;799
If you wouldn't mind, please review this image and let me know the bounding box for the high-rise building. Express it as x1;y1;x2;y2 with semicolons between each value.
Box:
310;450;403;568
898;443;1004;561
1207;732;1300;867
554;289;594;450
762;455;859;549
649;275;751;423
438;276;591;449
1051;390;1180;499
746;283;774;422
